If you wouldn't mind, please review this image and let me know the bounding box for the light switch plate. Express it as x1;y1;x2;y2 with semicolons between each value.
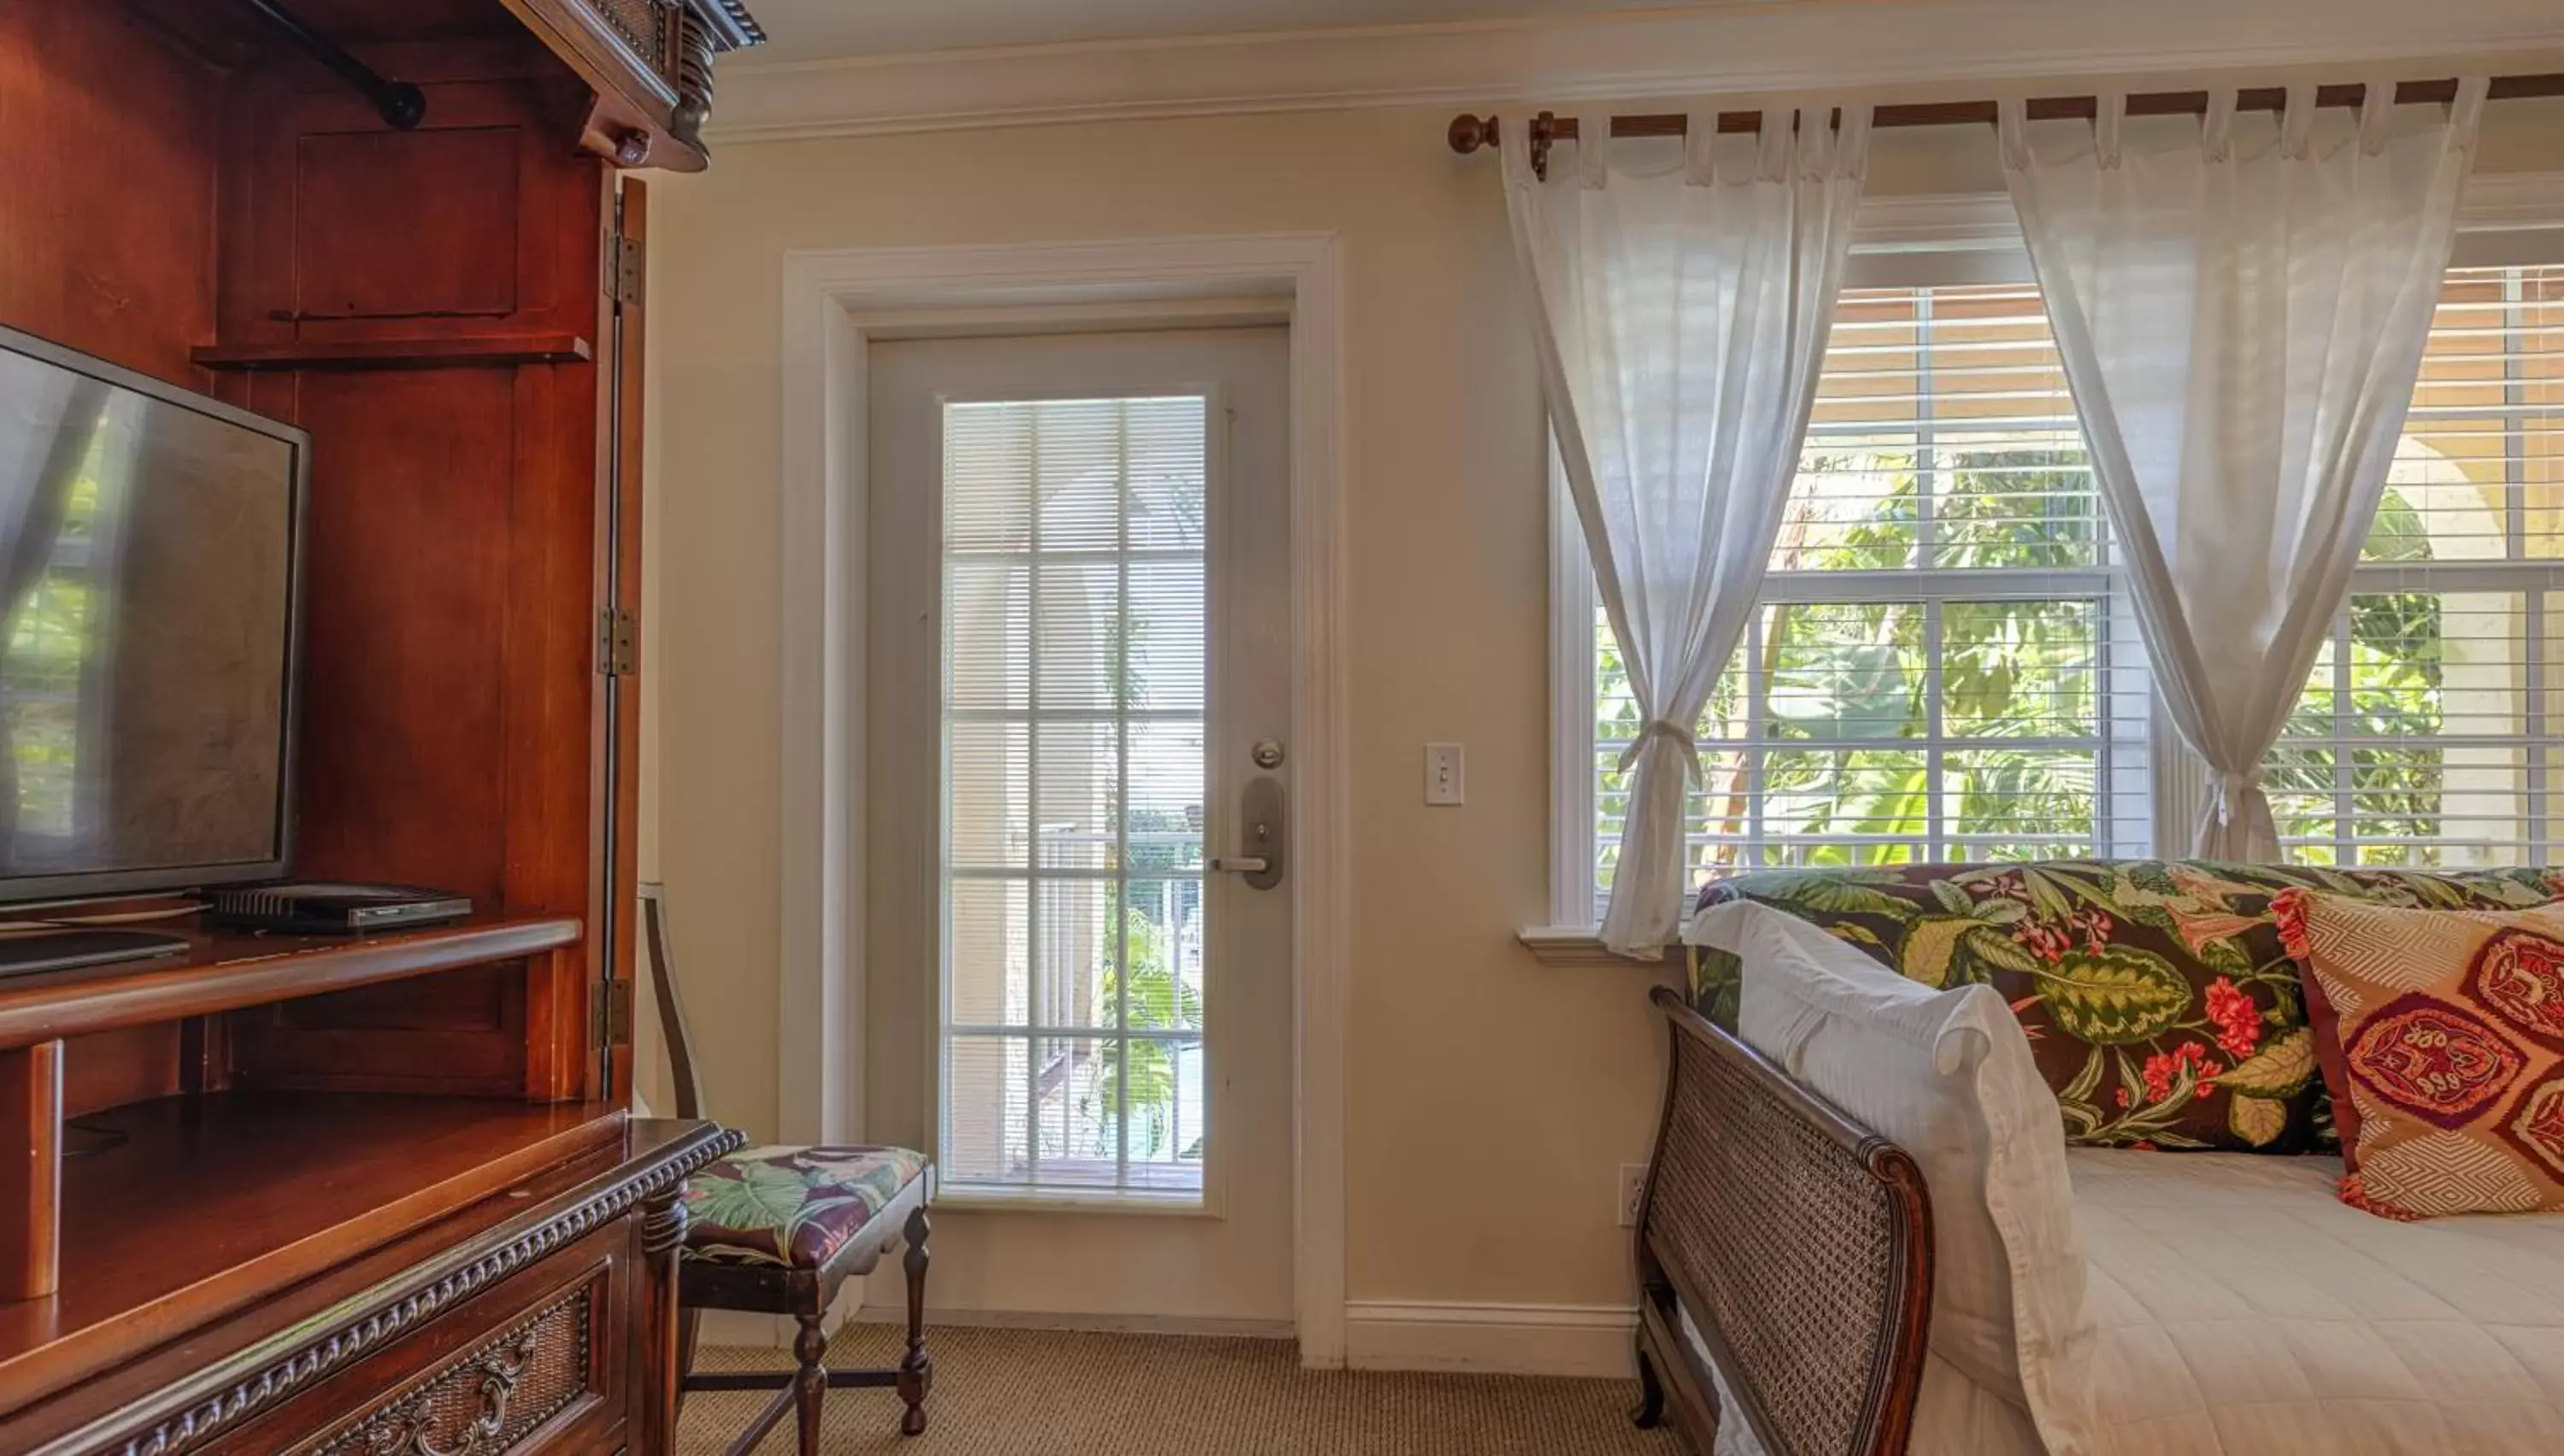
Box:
1424;743;1465;806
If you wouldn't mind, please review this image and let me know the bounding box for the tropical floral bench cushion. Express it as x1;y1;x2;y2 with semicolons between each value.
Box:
681;1144;929;1269
1691;861;2564;1153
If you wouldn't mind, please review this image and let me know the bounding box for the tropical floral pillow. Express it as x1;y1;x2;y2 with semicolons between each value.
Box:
1690;860;2564;1153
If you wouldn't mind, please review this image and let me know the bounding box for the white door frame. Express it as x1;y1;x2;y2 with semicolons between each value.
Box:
774;234;1350;1365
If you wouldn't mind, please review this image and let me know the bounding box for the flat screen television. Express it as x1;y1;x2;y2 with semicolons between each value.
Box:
0;325;306;904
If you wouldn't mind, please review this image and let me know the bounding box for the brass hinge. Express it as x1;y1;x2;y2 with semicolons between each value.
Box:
606;233;644;306
597;608;637;677
593;979;635;1048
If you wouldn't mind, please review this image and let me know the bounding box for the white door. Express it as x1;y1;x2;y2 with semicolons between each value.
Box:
865;326;1293;1324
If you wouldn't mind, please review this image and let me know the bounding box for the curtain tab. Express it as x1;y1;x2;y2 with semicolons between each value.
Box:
2282;84;2316;161
1684;110;1718;185
2094;91;2126;169
1758;108;1791;182
1996;97;2032;172
2202;90;2236;162
2449;76;2490;153
2356;79;2393;156
1797;109;1831;180
1576;111;1610;190
1835;103;1873;181
1619;719;1703;784
2212;767;2267;826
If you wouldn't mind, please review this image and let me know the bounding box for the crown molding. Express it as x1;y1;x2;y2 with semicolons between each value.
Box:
707;0;2564;145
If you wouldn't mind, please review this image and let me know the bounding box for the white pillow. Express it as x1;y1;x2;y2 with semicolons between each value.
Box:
1689;899;2096;1456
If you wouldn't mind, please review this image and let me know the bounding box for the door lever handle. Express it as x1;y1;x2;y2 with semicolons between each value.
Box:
1215;780;1285;890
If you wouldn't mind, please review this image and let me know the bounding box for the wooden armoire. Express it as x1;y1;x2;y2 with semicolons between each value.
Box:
0;1;761;1451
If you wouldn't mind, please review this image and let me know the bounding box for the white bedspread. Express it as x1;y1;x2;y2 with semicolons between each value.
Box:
1712;1148;2564;1454
2070;1148;2564;1454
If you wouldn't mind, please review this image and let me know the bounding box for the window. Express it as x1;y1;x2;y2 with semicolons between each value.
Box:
1573;282;2153;924
2270;265;2564;866
940;396;1209;1201
1555;263;2564;925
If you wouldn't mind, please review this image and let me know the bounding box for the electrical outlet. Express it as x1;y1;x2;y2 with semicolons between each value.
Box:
1424;742;1465;805
1618;1163;1650;1227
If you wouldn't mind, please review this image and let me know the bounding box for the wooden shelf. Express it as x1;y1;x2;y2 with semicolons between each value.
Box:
191;334;593;371
0;915;580;1053
0;1092;626;1407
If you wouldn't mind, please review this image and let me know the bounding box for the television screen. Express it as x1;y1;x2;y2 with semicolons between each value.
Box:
0;326;303;900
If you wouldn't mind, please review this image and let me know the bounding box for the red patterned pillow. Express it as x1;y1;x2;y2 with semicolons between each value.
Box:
2276;889;2564;1219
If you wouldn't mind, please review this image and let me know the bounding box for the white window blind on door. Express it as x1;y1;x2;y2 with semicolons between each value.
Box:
2271;264;2564;866
941;396;1209;1200
1589;282;2153;919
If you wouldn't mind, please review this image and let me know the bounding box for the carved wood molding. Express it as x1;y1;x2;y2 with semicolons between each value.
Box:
575;0;667;73
667;8;717;148
684;0;763;50
68;1127;744;1456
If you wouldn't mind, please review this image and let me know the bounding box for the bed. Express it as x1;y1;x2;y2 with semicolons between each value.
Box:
1635;858;2564;1456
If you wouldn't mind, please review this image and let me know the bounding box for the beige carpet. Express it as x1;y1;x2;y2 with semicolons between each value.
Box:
679;1323;1682;1455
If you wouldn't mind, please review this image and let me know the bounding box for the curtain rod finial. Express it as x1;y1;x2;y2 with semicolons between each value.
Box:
1449;114;1497;154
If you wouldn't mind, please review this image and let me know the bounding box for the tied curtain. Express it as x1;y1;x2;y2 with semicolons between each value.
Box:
2000;81;2488;860
1503;107;1870;956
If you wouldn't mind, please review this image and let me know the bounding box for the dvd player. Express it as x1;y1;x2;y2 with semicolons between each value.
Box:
208;882;473;935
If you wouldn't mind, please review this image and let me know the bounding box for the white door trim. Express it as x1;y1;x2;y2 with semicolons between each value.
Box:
775;233;1350;1366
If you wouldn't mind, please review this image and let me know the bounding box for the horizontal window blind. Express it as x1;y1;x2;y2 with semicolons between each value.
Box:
1592;285;2151;918
1575;266;2564;924
2276;265;2564;866
942;396;1208;1198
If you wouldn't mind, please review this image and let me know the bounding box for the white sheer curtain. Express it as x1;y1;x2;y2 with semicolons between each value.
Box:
2001;80;2486;860
1503;108;1870;954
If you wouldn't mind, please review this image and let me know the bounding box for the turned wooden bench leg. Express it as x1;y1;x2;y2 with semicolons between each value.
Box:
898;1203;933;1436
792;1305;827;1455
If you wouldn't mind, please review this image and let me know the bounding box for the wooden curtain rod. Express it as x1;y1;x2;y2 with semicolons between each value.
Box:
1448;73;2564;175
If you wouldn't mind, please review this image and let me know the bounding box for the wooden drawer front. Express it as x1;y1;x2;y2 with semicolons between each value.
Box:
204;1221;634;1456
309;1280;593;1456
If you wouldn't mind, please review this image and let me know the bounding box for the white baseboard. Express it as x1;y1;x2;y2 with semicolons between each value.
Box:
1343;1301;1637;1379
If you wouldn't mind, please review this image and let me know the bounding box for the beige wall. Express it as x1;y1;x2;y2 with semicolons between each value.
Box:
638;91;2564;1312
642;104;1646;1308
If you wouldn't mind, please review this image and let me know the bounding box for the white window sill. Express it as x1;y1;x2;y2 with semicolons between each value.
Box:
934;1181;1218;1218
1516;926;1678;968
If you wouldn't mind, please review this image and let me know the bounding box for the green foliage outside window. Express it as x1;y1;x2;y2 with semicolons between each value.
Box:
1595;446;2475;897
2265;491;2460;865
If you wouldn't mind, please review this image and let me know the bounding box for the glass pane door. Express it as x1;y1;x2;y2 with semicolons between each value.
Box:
939;396;1209;1201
